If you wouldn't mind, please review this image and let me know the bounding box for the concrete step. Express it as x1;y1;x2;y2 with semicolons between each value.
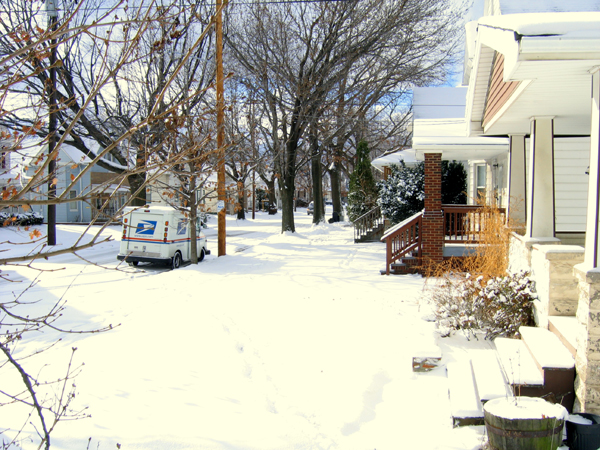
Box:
495;328;575;411
495;337;544;388
519;326;575;410
447;351;510;428
519;326;575;371
447;361;484;427
548;316;577;358
470;350;511;403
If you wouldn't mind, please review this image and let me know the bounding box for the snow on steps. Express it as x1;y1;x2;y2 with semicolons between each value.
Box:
449;326;576;427
548;316;577;358
496;326;575;411
447;350;508;427
495;338;544;387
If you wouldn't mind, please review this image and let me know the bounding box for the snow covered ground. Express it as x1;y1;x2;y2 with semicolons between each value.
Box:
0;208;493;450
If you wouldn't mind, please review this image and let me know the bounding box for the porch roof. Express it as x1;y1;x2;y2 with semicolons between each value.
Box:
412;117;509;160
466;12;600;136
371;149;418;171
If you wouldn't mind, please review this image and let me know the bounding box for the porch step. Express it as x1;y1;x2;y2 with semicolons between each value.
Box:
495;337;544;388
495;326;575;410
355;223;386;243
520;326;575;370
471;351;511;402
447;361;483;427
448;351;508;427
381;257;421;275
548;316;577;358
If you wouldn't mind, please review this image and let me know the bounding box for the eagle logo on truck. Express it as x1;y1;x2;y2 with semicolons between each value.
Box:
135;220;157;235
177;219;187;235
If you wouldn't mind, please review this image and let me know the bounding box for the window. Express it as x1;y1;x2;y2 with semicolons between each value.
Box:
476;165;486;202
69;190;78;211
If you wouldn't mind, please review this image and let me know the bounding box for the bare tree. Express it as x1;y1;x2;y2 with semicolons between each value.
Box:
227;0;465;232
0;0;215;206
0;0;220;445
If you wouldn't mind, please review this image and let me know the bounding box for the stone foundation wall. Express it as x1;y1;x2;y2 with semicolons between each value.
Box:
574;266;600;413
509;233;562;274
530;245;584;328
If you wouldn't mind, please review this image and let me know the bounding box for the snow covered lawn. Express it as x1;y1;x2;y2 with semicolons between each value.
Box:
1;209;489;449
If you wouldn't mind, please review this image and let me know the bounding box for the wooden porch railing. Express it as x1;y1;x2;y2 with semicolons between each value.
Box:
443;205;506;243
380;205;506;274
380;210;422;275
353;206;385;242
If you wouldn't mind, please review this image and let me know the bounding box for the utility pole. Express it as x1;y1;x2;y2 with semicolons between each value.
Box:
46;0;58;246
216;0;227;256
250;101;256;220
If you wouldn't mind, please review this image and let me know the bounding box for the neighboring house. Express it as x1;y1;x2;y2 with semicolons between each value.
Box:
386;0;600;417
411;86;508;208
13;144;130;223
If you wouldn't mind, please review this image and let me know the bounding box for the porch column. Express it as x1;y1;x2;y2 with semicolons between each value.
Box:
573;69;600;414
584;70;600;269
507;134;527;228
422;152;444;267
526;117;556;239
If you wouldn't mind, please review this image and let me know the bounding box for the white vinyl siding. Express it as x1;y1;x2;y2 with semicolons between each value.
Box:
554;138;590;232
523;137;589;233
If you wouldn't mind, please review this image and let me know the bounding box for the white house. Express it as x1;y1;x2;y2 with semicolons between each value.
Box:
380;0;600;416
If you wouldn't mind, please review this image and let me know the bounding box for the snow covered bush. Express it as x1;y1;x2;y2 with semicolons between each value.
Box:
475;271;537;339
377;160;466;225
430;274;481;339
0;211;44;227
432;271;536;340
377;161;424;224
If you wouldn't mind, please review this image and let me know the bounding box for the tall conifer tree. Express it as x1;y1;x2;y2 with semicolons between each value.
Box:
347;141;378;221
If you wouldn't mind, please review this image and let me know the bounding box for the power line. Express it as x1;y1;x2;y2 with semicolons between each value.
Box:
5;0;351;15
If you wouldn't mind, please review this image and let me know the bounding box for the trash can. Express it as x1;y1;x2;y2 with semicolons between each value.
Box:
566;413;600;450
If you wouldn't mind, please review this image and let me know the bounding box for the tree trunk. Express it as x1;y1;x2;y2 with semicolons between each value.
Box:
280;127;301;232
280;178;295;232
237;181;246;220
310;123;325;224
311;158;324;224
189;175;198;264
330;162;343;220
127;173;147;206
263;177;276;209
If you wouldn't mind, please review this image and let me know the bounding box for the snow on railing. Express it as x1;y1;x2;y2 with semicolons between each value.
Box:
353;205;384;242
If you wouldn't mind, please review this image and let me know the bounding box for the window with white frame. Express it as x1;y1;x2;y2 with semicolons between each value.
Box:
476;164;486;202
69;190;78;211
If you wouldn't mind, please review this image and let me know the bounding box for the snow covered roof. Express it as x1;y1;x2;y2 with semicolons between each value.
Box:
412;117;508;160
478;12;600;43
62;146;92;164
466;12;600;136
412;87;467;120
490;0;600;15
371;149;418;171
411;84;509;159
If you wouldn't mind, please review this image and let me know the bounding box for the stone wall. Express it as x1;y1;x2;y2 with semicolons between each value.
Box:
574;266;600;413
508;233;561;274
530;245;584;328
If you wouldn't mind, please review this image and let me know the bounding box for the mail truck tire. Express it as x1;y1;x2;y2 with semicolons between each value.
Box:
128;261;139;267
199;248;206;262
172;252;182;270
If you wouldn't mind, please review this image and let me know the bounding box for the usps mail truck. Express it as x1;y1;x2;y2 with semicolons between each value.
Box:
117;206;210;269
